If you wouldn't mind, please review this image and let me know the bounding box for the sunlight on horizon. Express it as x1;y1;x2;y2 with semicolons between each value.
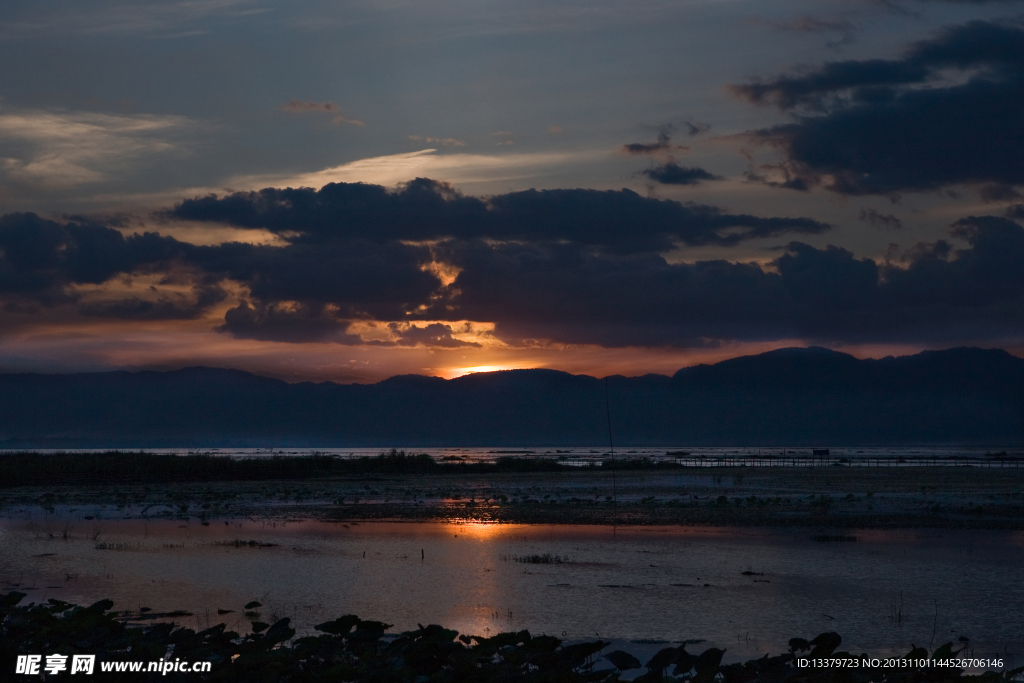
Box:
444;363;532;379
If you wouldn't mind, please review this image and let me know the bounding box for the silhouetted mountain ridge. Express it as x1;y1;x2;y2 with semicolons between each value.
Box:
1;347;1021;447
672;346;1023;393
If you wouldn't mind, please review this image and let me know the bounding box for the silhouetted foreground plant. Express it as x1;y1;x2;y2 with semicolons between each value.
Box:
2;592;1021;682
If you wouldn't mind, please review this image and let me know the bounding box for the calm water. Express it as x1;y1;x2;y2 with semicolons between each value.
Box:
1;516;1022;663
2;446;1019;464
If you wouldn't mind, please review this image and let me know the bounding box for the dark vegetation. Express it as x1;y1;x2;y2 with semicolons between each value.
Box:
2;347;1024;447
0;450;438;489
0;451;576;487
6;450;1020;490
0;450;738;488
2;592;1019;682
509;554;570;564
4;452;1023;529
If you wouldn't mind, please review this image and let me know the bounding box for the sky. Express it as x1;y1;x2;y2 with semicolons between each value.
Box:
2;0;1024;382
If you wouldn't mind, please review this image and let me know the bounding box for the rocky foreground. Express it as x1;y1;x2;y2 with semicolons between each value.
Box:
1;591;1019;682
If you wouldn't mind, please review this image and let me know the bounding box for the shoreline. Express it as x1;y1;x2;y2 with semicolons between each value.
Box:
4;466;1023;529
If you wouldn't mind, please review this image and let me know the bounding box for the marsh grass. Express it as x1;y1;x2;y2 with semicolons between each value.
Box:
0;450;712;488
0;450;439;486
94;541;140;551
214;540;280;548
0;450;588;487
507;553;570;564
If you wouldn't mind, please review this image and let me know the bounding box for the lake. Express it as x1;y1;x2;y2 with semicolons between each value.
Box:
1;514;1022;665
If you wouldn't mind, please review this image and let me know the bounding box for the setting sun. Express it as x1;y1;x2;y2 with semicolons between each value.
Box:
445;364;526;378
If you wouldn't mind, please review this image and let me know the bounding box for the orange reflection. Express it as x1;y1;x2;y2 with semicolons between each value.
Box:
444;521;505;540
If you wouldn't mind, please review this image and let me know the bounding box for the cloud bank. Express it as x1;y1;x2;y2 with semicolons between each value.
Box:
170;178;824;254
735;20;1024;195
2;178;1022;352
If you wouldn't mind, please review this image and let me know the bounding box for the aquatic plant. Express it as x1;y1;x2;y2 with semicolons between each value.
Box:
514;554;569;564
2;592;1021;682
214;540;280;549
94;542;139;551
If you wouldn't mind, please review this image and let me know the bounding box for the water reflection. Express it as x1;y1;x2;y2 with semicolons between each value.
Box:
449;521;503;540
1;516;1022;662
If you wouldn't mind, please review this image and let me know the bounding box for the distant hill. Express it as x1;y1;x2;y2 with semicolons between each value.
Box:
1;347;1022;447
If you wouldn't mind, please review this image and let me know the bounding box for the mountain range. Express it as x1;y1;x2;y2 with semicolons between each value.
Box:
1;347;1021;447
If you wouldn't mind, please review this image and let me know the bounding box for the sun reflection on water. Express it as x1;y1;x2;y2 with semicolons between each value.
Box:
443;520;506;540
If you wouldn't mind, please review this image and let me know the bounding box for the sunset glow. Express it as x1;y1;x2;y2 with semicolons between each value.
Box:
0;0;1022;383
3;0;1024;672
445;365;529;379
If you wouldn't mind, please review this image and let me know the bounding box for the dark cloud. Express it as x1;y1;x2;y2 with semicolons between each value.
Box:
80;284;227;320
482;187;825;249
219;300;362;343
979;183;1023;202
0;211;439;332
623;126;720;185
858;208;903;230
217;306;482;347
390;323;481;348
642;163;721;186
734;59;926;109
948;215;1024;289
622;141;672;155
158;180;832;343
429;239;789;346
192;239;439;320
734;21;1024;109
169;178;828;254
735;21;1024;194
169;178;483;244
743;167;812;192
0;212;188;305
0;212;231;322
683;121;711;137
622;127;682;155
423;217;1024;347
3;207;1023;350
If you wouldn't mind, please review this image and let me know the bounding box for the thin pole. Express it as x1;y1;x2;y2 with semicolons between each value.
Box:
605;377;617;519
